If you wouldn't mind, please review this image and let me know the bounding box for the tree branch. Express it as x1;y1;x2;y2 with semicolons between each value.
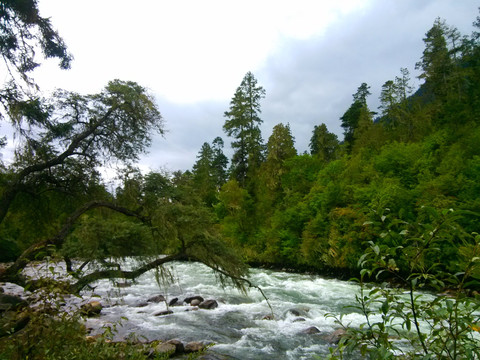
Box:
0;108;113;225
0;200;150;284
69;253;186;293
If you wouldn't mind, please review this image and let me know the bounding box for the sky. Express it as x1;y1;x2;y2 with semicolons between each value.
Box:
4;0;479;173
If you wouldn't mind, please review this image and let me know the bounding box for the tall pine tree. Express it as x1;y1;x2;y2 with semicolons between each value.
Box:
223;72;266;186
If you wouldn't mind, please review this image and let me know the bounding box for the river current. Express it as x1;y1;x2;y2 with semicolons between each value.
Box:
5;258;376;359
79;259;365;359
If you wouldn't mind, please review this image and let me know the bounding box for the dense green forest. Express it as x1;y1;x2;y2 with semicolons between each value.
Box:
187;16;480;282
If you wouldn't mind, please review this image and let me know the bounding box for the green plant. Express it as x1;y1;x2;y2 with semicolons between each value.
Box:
327;208;480;359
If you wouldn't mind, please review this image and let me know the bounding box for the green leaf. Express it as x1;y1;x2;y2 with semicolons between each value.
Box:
381;300;389;315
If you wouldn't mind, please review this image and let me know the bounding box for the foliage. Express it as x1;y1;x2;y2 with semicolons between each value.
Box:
0;273;168;360
327;209;480;359
223;71;266;186
211;13;480;284
309;123;339;161
0;0;72;125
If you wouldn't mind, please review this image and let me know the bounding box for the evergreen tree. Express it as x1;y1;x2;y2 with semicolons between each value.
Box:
264;123;297;191
379;68;414;134
340;83;372;151
309;123;339;161
416;18;453;99
211;136;229;189
192;142;216;206
223;72;266;186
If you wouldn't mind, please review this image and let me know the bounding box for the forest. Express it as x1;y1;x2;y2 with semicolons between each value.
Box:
187;15;480;281
1;1;480;359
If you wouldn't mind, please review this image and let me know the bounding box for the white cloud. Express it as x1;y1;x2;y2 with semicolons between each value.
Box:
5;0;477;172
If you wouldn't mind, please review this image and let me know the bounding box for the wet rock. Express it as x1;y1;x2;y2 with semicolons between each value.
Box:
185;307;198;312
324;328;347;344
166;339;184;354
302;326;320;334
184;296;204;305
0;310;30;337
286;307;309;317
185;341;205;353
199;299;218;310
168;297;179;306
80;301;102;316
288;309;301;316
293;317;306;322
148;294;166;303
0;293;27;312
262;314;274;320
154;310;173;316
154;342;176;356
191;299;201;306
136;302;149;308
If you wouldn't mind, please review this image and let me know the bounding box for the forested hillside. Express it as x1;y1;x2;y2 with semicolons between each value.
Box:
188;15;480;281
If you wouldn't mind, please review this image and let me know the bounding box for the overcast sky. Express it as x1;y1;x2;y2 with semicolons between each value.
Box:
20;0;480;173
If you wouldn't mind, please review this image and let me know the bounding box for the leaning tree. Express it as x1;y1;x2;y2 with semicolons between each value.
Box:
0;0;253;297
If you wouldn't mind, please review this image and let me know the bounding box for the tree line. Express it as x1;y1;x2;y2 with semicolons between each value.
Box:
187;15;480;284
1;4;479;292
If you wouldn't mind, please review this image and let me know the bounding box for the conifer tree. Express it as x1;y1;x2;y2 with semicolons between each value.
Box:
211;136;229;189
223;72;266;186
264;123;297;190
340;83;372;151
309;123;339;161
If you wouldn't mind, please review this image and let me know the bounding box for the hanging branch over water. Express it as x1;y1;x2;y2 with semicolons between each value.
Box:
188;255;275;320
0;200;150;286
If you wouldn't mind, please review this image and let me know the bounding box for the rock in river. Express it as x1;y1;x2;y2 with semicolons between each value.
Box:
199;299;218;310
148;294;166;303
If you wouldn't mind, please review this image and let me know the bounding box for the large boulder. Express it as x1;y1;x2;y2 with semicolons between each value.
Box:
80;301;102;317
199;299;218;310
154;342;176;356
191;299;201;306
0;293;27;312
185;341;205;353
166;339;184;354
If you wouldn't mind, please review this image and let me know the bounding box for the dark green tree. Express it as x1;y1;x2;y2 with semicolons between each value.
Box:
0;0;73;156
0;0;72;119
340;83;372;150
0;80;164;226
211;136;229;188
309;123;339;161
223;72;266;186
192;142;216;206
380;68;415;138
416;18;453;99
262;123;297;192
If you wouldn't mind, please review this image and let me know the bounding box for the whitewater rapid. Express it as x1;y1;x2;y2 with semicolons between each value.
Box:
74;259;367;359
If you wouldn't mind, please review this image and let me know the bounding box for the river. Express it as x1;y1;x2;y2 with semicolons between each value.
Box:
71;259;368;359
